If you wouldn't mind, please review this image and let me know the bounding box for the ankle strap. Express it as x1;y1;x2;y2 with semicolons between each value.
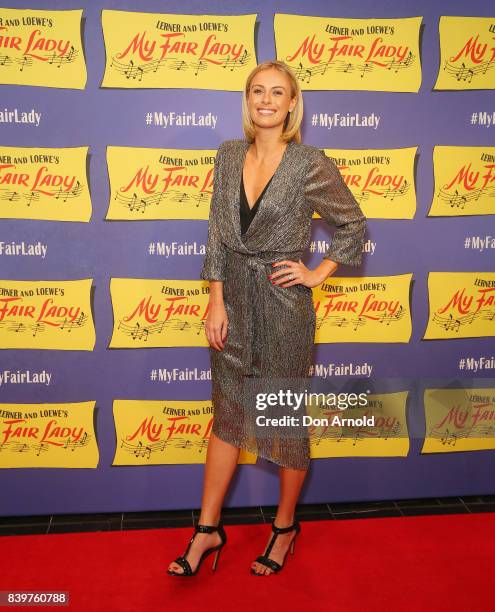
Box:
272;520;299;534
195;523;221;533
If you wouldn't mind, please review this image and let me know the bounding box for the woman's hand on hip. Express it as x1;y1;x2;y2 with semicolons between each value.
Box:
268;259;331;289
205;299;228;351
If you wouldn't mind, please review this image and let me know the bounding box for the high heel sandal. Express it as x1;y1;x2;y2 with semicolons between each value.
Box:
167;522;227;576
251;519;301;575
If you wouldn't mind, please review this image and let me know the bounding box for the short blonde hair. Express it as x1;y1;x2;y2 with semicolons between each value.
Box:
241;60;303;144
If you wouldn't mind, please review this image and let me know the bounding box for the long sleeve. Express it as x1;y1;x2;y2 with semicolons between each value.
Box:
199;143;228;281
305;149;367;267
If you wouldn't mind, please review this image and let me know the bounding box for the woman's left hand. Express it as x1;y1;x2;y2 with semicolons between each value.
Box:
268;259;325;289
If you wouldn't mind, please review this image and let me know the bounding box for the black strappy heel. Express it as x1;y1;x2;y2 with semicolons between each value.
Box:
251;519;301;575
167;523;227;576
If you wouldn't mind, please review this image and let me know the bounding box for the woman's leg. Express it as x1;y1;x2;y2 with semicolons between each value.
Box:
168;431;240;573
251;465;308;575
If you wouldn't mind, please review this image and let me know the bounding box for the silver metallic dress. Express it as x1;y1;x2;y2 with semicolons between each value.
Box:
200;138;367;469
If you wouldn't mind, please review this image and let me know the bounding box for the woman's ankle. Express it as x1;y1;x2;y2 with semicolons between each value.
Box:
197;514;221;526
274;515;295;528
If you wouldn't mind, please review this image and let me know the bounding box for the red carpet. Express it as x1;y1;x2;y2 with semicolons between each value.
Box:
0;513;491;612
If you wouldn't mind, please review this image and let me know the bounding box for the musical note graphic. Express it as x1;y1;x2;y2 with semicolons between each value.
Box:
113;187;210;215
431;310;485;332
0;48;78;72
222;49;249;71
0;181;84;210
354;181;410;205
196;439;209;453
17;56;33;72
291;53;415;84
33;442;49;456
0;54;13;67
129;322;149;342
315;306;405;332
429;423;495;445
31;322;44;337
309;413;403;445
59;312;88;332
25;191;39;207
0;441;48;454
109;52;252;82
4;321;46;336
117;317;203;341
63;432;90;451
3;313;89;337
437;185;495;211
443;58;493;84
120;438;174;460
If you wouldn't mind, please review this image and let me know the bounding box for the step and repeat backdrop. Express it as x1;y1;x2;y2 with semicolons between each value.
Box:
1;0;494;515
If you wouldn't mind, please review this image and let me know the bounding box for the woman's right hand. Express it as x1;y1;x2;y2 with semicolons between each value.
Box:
205;299;228;351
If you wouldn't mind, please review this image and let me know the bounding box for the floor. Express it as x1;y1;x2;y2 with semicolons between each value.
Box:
1;495;494;536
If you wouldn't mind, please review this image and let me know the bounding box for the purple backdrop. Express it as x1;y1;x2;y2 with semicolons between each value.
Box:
1;0;494;515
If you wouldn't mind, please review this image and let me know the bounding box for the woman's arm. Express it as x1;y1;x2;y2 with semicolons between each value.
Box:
199;142;228;282
305;149;367;272
200;143;229;350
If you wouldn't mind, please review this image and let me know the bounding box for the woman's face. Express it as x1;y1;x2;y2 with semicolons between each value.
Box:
247;68;296;134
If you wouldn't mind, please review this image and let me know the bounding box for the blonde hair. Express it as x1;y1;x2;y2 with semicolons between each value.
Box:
241;60;303;144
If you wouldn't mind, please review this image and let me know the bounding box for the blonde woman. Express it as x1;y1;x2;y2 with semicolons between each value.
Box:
167;60;367;577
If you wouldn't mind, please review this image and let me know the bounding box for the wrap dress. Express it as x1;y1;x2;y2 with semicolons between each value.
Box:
200;138;367;469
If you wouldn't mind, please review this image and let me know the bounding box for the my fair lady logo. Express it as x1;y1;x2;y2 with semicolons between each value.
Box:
123;292;210;325
437;284;495;318
119;158;214;196
1;418;86;447
315;290;402;323
0;25;74;60
116;30;246;64
0;163;79;195
449;33;495;66
0;296;83;327
445;157;495;193
288;31;411;67
127;414;213;442
435;401;495;430
337;161;406;195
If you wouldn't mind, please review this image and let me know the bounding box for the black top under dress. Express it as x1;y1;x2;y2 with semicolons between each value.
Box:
240;172;274;235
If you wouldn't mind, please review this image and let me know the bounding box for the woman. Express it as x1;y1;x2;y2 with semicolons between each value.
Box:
167;60;367;577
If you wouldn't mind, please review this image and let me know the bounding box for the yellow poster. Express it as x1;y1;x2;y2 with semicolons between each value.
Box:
0;8;86;89
429;146;495;217
434;16;495;90
0;402;98;468
310;391;409;457
314;274;412;343
106;146;216;220
423;272;495;340
274;14;422;91
112;399;256;464
317;148;417;219
109;278;210;347
0;146;90;222
101;10;256;90
0;279;95;350
422;388;495;453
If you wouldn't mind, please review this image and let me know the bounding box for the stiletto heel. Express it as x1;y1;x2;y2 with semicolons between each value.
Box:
251;519;301;575
212;547;222;571
167;522;227;577
290;537;296;554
